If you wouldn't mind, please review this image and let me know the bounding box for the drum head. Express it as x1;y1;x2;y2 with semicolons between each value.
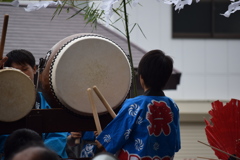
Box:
43;34;132;115
0;69;36;122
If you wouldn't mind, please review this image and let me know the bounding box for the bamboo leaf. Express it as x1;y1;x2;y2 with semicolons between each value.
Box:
67;6;87;20
110;24;126;37
136;23;147;39
130;23;137;33
112;16;123;24
130;23;147;39
51;0;67;20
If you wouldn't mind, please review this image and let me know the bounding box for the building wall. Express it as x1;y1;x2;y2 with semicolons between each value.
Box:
109;3;239;159
110;0;240;103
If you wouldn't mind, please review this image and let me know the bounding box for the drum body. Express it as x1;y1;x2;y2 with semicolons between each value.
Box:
0;68;36;122
40;33;132;116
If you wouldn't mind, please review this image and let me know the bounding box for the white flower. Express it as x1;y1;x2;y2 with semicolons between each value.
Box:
128;103;140;117
124;129;131;140
153;142;159;150
101;0;119;26
24;0;62;12
221;0;240;17
135;138;144;151
103;134;111;143
164;0;193;10
11;0;19;7
136;116;143;125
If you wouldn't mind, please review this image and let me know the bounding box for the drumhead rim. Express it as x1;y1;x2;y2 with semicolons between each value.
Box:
48;34;132;116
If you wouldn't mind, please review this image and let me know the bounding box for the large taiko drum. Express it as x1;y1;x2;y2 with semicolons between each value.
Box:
40;33;132;116
0;68;36;122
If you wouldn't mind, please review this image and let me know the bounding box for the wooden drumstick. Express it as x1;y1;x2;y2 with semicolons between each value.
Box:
92;85;116;118
0;14;9;61
74;88;105;145
87;88;102;134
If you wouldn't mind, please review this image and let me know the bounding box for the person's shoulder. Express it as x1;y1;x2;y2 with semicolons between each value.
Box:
162;96;179;110
162;96;175;103
124;95;145;104
142;95;178;109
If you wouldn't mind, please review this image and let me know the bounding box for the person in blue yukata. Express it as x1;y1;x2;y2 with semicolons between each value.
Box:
0;49;68;159
67;131;98;158
95;49;181;160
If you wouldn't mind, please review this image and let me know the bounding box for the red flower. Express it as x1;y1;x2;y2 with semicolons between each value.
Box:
147;101;173;136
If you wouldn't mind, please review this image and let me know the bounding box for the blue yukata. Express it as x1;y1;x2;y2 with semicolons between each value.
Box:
80;131;97;158
0;92;68;159
97;90;181;160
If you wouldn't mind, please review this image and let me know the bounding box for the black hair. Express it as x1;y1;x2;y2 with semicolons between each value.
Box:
138;49;173;90
30;146;60;160
10;146;60;160
4;49;35;69
4;128;44;160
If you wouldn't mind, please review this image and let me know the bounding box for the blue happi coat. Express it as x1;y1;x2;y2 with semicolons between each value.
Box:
97;94;181;160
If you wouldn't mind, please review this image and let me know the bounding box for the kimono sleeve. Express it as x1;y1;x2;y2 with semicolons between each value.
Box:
42;132;68;158
96;101;137;154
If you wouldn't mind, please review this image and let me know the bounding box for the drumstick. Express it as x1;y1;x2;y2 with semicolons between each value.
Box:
92;85;116;118
75;88;104;145
87;88;102;134
0;14;9;61
198;140;240;159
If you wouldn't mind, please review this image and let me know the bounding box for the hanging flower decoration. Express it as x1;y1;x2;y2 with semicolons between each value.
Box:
11;0;62;12
12;0;240;22
98;0;201;25
221;0;240;17
24;0;62;12
163;0;199;11
101;0;119;26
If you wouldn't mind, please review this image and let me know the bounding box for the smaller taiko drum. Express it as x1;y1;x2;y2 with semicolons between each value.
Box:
0;68;36;122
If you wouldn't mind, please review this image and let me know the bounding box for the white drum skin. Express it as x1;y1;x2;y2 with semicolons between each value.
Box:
0;68;36;122
40;33;132;116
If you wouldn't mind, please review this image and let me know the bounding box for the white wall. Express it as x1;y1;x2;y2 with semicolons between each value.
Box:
110;0;240;102
106;2;238;159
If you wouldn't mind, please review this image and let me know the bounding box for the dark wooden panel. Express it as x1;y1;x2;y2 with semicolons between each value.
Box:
0;108;114;134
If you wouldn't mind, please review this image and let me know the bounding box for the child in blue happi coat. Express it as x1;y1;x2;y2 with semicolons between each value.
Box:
95;49;181;160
